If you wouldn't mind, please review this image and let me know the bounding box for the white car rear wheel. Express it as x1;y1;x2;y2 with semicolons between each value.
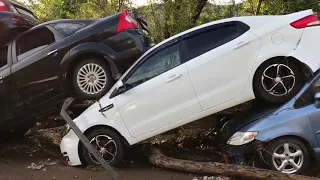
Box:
253;58;304;104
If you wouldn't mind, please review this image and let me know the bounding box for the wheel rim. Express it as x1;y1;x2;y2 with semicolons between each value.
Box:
76;63;107;95
272;143;304;174
89;135;117;164
261;64;295;96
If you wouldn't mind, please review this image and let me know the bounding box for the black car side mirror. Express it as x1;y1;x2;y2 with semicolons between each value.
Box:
314;92;320;109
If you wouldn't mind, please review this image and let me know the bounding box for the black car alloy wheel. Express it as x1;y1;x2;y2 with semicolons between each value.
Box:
72;58;114;99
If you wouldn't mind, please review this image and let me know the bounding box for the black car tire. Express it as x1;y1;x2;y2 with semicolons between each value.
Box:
72;58;114;100
264;137;310;175
79;127;125;167
253;58;304;104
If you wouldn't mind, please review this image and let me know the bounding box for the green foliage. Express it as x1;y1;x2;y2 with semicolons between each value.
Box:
25;0;132;21
242;0;319;15
22;0;320;41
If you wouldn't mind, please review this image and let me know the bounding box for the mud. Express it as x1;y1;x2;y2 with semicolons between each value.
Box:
0;127;194;180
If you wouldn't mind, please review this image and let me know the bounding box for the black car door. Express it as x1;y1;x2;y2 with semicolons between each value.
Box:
0;44;24;127
10;25;67;115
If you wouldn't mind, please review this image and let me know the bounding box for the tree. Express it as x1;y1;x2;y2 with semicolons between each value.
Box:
22;0;320;43
242;0;319;16
136;0;208;42
25;0;132;21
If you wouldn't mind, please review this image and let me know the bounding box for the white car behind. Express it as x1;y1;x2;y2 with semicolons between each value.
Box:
60;9;320;166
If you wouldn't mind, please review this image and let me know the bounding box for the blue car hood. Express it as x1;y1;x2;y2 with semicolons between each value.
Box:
220;102;288;142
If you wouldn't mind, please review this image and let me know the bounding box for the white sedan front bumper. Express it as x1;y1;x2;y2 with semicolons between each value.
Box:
60;129;82;166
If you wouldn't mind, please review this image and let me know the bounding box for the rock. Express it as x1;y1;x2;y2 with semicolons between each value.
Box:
42;168;47;172
47;162;57;166
36;164;44;170
28;163;46;171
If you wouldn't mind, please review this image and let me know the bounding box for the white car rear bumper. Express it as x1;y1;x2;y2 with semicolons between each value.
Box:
60;130;82;166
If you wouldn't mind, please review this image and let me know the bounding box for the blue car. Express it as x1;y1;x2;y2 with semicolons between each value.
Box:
220;70;320;174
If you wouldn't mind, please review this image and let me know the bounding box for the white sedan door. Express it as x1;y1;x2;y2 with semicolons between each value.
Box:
116;41;202;138
184;21;261;110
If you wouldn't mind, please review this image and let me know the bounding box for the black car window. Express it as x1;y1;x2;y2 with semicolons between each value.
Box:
294;76;320;109
0;45;8;68
16;27;56;61
52;23;84;36
184;23;245;61
125;43;181;88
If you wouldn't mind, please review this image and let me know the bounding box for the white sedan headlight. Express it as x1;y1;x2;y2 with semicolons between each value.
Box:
227;131;258;146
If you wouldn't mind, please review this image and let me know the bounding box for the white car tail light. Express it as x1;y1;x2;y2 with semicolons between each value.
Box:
116;10;138;34
290;14;320;29
0;0;8;11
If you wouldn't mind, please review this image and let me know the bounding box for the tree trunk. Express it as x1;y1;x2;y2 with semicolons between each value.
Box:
256;0;263;15
162;0;171;39
191;0;208;25
117;0;124;12
148;147;319;180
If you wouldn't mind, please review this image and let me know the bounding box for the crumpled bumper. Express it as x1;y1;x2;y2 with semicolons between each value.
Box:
223;140;263;165
60;129;82;166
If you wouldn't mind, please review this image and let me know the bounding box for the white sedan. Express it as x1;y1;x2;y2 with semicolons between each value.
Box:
60;9;320;166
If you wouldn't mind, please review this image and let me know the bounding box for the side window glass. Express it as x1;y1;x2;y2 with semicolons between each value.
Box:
0;45;8;68
16;27;56;61
294;77;320;108
125;43;181;88
184;23;241;61
52;23;84;36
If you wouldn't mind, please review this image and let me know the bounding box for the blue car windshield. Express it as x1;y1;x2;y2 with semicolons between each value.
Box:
294;73;320;109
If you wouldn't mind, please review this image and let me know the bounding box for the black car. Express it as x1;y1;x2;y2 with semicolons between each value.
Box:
0;0;39;44
0;10;150;137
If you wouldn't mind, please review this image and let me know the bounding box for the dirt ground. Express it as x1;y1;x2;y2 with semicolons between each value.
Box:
0;126;201;180
2;114;319;180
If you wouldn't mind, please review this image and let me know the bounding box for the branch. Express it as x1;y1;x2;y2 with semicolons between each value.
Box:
118;0;124;12
256;0;263;15
147;147;319;180
191;0;208;25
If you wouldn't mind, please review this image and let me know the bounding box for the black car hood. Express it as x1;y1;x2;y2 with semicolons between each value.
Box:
220;102;285;142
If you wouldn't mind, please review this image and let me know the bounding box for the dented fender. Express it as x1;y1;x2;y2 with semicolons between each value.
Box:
287;26;320;73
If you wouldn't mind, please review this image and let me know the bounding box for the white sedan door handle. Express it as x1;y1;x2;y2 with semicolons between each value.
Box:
234;41;251;50
166;74;182;83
